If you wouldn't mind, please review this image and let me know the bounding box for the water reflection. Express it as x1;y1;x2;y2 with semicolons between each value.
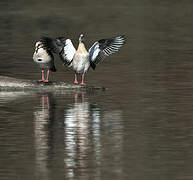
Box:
0;89;124;179
0;91;29;102
64;92;124;179
33;93;56;180
64;93;94;179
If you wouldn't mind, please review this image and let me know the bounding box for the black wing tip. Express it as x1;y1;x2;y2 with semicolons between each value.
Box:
115;35;126;44
40;36;52;47
40;36;52;42
57;36;65;40
98;35;126;45
90;61;96;70
62;61;71;66
39;36;62;54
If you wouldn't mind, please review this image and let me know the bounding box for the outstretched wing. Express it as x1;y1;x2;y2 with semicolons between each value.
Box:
60;39;76;66
88;35;125;65
41;37;76;66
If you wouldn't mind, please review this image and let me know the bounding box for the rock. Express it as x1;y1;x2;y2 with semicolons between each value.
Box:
0;76;106;92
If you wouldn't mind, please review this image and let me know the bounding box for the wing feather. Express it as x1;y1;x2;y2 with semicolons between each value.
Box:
41;37;76;67
89;35;125;65
40;36;64;54
60;39;76;66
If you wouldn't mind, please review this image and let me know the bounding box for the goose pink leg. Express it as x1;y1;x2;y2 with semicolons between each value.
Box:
44;70;50;82
39;69;45;82
74;93;78;104
80;73;86;86
74;73;78;85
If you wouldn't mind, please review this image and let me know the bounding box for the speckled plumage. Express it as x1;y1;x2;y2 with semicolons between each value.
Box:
33;41;56;71
33;41;56;82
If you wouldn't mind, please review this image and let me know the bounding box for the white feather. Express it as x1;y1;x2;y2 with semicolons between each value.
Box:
63;39;76;62
89;42;100;62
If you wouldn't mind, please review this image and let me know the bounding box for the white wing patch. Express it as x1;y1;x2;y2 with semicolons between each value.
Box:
89;42;100;62
63;39;76;62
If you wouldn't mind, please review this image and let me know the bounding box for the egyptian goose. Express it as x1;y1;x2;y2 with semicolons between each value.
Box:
33;41;56;82
41;34;125;85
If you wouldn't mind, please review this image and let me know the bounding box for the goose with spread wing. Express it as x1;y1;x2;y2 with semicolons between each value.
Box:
33;41;56;82
41;34;125;85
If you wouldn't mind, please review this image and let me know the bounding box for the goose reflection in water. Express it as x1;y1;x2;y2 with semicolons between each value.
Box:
33;93;56;180
64;92;101;178
64;92;124;179
32;91;124;179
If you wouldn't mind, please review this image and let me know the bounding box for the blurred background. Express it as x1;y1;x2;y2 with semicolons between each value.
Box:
1;0;193;180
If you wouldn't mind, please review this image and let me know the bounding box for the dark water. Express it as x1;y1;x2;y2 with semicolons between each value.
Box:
1;0;193;180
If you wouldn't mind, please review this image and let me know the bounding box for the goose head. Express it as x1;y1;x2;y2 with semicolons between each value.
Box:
79;34;85;43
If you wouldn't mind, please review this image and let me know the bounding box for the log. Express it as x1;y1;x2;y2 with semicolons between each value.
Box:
0;76;106;92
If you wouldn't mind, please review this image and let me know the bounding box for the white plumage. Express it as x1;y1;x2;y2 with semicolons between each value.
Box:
62;39;76;66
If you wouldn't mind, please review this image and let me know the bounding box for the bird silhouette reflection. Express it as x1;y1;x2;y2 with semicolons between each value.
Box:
64;92;102;178
33;93;57;179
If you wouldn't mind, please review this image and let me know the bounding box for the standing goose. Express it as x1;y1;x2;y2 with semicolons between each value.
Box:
41;34;125;85
33;40;56;82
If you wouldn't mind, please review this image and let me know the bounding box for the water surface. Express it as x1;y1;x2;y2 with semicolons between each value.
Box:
1;1;193;180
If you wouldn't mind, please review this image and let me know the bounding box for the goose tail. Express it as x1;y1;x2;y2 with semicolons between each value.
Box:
50;65;57;72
